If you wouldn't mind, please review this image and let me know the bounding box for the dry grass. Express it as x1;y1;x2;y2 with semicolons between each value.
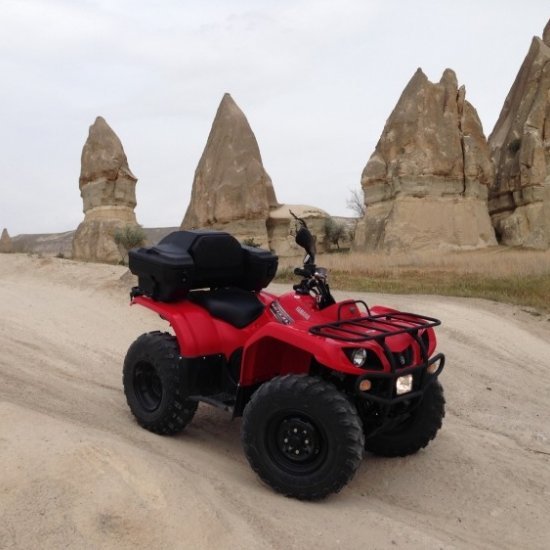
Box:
276;246;550;313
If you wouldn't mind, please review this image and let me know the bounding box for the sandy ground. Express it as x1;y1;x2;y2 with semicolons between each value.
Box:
0;254;549;550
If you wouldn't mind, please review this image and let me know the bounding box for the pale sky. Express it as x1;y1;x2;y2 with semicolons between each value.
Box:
1;0;548;235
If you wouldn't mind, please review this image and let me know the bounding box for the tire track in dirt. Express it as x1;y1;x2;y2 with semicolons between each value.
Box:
1;256;549;549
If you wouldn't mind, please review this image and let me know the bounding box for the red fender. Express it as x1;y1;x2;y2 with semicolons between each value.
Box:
240;321;365;386
132;295;256;358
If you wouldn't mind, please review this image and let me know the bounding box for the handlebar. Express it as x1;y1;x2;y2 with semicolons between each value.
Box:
294;267;311;278
288;210;333;308
293;264;335;309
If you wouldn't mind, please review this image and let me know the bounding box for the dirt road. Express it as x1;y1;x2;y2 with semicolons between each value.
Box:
0;254;549;549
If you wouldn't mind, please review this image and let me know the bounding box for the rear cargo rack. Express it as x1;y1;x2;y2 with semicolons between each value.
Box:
309;312;441;343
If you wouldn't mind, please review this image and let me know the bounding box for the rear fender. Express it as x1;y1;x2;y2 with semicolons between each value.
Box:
131;296;204;357
132;296;244;357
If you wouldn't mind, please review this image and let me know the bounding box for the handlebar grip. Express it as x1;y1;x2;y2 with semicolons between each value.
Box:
294;268;309;277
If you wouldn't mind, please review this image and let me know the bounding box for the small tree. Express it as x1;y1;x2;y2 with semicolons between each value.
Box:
242;237;261;248
324;217;347;250
114;224;146;264
346;188;365;218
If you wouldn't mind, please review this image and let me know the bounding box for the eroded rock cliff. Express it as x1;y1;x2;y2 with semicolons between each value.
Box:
488;20;550;248
355;69;496;251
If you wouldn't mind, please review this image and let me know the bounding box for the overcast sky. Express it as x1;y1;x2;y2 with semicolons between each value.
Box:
1;0;548;235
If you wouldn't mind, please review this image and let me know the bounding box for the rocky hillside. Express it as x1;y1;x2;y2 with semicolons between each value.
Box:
10;227;179;258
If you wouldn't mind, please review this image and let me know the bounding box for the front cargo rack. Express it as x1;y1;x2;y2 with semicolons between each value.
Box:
309;312;441;343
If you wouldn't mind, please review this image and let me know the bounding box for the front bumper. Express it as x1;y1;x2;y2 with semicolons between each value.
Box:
354;352;445;406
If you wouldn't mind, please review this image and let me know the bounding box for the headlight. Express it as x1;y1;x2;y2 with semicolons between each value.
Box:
396;374;413;395
351;348;368;367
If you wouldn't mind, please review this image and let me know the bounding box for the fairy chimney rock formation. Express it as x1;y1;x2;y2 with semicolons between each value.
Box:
544;18;550;46
182;93;278;247
0;228;12;253
72;117;139;262
488;20;550;248
355;68;496;251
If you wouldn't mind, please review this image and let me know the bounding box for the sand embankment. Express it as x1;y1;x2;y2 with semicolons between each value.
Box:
0;254;549;549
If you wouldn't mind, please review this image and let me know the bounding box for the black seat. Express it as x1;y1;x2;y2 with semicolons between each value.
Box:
189;288;265;328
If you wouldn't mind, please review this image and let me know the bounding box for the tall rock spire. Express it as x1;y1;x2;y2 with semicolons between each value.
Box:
355;68;495;251
0;228;12;253
72;117;140;263
79;116;136;192
182;94;277;246
543;18;550;46
488;19;550;249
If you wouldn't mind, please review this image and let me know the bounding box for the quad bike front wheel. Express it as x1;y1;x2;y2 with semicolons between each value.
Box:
364;380;445;457
242;375;364;500
123;331;197;435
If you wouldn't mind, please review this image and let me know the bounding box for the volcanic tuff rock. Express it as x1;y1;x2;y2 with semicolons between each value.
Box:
0;228;12;253
72;117;139;263
355;68;496;251
267;205;330;257
488;20;550;249
181;94;278;247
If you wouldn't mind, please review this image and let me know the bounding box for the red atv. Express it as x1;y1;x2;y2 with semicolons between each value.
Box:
124;215;445;500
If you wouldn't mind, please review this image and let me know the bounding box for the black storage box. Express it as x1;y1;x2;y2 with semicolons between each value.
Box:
129;244;194;302
241;246;279;292
129;230;278;301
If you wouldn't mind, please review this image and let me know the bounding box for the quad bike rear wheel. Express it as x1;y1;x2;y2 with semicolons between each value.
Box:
364;381;445;457
123;331;197;435
242;375;364;500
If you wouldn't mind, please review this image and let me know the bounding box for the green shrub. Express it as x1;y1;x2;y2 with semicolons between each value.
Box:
324;217;347;250
242;237;261;248
114;225;146;264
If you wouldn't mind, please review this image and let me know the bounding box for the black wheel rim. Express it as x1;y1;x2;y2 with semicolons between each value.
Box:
133;361;163;412
266;411;327;474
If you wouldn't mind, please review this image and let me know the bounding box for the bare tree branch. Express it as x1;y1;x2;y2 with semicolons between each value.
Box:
346;188;365;217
